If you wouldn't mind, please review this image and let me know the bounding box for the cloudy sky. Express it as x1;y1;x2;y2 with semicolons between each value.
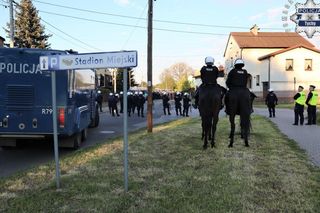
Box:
1;0;319;83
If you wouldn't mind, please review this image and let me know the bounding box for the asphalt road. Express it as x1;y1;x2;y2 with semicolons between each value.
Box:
0;100;197;178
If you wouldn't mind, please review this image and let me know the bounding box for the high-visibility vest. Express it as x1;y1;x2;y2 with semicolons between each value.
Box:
296;92;306;105
309;91;318;106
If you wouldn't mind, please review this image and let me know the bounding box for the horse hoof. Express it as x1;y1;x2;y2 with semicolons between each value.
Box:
203;145;208;150
245;144;250;147
228;144;233;148
211;143;215;148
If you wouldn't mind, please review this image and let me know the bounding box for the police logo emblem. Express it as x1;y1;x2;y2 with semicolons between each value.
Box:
290;0;320;38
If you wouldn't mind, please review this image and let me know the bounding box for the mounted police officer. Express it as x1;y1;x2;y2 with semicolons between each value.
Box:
225;59;250;115
183;92;191;117
293;85;305;125
137;91;146;117
194;56;220;108
265;88;278;117
174;92;182;116
305;85;318;125
162;92;171;115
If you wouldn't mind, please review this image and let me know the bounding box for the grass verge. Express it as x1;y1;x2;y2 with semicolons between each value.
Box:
1;116;320;212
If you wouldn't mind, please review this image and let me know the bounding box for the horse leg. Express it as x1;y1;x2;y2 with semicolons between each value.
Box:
201;122;205;140
202;117;209;150
229;114;235;148
211;115;219;148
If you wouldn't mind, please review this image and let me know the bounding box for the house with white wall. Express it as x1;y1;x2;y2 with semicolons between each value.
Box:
224;25;320;99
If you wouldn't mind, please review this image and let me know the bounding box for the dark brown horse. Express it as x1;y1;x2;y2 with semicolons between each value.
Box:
198;84;221;149
227;88;251;147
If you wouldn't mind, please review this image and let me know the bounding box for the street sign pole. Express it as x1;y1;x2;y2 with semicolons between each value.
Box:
51;71;61;189
123;68;129;192
40;51;137;191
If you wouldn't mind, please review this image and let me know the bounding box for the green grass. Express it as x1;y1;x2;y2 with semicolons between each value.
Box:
1;116;320;212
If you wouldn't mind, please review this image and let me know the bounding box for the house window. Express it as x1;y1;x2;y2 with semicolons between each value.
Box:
256;75;260;86
305;59;312;71
286;59;294;71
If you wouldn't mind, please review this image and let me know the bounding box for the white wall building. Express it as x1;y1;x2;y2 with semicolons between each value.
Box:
224;25;320;99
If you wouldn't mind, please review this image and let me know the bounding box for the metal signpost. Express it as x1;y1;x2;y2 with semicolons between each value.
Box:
40;51;137;190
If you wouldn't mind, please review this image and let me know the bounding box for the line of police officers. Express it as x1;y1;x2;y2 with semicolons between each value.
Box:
96;91;146;117
161;92;191;117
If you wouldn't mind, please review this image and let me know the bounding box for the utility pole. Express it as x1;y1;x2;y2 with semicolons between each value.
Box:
9;0;14;47
147;0;154;132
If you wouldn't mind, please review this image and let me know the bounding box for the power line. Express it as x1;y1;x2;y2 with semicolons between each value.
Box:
38;10;301;37
121;3;148;49
11;0;101;51
43;22;93;52
33;0;283;31
41;18;102;51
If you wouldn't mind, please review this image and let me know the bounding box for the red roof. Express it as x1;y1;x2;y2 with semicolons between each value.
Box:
258;44;320;61
230;32;314;48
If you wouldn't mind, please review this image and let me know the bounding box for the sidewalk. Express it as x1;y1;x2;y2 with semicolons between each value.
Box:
254;108;320;167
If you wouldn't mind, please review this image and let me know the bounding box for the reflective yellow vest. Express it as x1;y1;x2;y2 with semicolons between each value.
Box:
296;92;306;105
309;91;318;106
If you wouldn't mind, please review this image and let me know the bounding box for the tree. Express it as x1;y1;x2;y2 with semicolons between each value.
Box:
158;62;195;91
176;76;192;92
140;81;148;87
158;70;176;90
7;0;51;48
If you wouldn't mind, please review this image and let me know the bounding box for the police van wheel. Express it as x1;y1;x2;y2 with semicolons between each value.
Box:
73;132;82;149
81;128;88;141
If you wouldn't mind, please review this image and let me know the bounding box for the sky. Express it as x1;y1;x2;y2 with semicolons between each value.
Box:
1;0;320;84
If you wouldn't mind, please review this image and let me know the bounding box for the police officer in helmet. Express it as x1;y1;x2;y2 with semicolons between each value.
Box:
194;56;220;108
225;59;251;114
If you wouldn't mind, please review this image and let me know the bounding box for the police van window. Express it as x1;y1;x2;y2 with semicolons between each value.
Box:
286;59;294;71
305;59;312;71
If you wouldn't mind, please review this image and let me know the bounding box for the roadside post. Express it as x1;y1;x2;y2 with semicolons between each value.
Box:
40;51;137;190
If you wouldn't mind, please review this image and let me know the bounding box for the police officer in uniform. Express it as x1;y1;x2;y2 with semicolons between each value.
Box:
119;91;124;113
194;56;220;108
108;93;114;115
96;90;103;112
225;59;250;114
183;92;191;117
137;91;146;117
293;85;306;125
127;92;133;117
132;91;139;115
265;88;278;117
162;92;171;115
174;92;182;116
114;93;120;116
305;85;318;125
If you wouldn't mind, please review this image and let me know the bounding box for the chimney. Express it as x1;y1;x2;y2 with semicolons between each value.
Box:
0;36;5;48
250;24;260;36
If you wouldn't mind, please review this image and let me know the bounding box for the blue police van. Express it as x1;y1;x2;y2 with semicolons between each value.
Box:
0;48;100;149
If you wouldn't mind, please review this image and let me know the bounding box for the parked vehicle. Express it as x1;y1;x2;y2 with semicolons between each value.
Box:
0;48;100;149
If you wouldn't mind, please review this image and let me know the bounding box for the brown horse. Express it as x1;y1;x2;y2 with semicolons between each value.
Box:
198;84;221;149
